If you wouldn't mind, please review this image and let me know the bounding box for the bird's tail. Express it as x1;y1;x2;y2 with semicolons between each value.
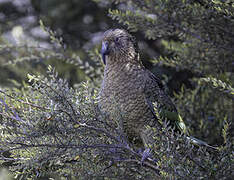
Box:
186;136;219;150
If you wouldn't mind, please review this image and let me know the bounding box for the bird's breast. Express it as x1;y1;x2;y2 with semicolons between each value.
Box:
98;68;154;133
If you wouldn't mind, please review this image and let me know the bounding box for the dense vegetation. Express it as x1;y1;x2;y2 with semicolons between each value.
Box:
0;0;233;179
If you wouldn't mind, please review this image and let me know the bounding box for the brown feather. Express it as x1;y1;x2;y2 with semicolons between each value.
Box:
98;29;177;147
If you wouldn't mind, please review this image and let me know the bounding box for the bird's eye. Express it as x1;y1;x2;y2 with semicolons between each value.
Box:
115;37;120;43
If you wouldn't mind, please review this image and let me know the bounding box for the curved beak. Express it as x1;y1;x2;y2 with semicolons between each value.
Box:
101;41;109;65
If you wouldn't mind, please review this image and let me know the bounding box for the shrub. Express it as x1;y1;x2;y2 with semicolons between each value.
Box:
0;0;233;179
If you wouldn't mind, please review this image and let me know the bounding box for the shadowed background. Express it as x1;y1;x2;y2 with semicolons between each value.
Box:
0;0;194;92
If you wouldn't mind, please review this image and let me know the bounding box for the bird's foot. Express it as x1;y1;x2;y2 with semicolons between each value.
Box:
136;148;144;154
141;148;151;165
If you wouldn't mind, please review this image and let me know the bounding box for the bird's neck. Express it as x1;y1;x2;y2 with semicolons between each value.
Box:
104;56;144;78
105;53;141;67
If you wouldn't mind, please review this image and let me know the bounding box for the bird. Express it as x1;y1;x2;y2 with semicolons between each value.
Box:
98;29;217;150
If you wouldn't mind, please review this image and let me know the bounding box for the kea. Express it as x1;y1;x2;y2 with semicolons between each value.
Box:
98;29;217;150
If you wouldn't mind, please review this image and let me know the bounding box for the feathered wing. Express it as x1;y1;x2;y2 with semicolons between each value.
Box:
144;70;218;150
143;70;187;134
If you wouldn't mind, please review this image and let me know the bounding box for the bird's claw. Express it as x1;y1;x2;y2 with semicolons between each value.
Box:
141;148;151;165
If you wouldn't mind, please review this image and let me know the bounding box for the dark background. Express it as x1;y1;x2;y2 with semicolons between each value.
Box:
0;0;190;93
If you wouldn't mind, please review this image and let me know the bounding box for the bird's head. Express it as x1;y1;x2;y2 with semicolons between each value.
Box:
101;29;139;65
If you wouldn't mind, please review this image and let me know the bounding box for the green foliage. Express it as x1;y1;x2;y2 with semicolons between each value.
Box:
0;0;233;179
39;20;64;48
1;69;232;179
199;77;234;96
107;0;234;74
1;66;106;179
